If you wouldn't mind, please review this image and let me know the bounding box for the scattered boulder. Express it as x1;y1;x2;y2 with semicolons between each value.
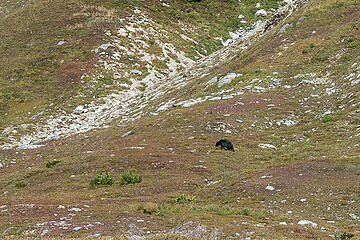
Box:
255;9;267;17
216;139;235;151
298;220;317;227
207;76;218;85
57;40;66;46
218;73;241;88
278;23;293;34
74;105;85;114
297;16;306;25
259;143;276;149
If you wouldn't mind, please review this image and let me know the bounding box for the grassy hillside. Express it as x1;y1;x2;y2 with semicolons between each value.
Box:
0;0;359;238
0;0;280;129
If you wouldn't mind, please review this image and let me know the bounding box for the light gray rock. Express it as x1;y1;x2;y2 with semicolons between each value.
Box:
259;143;276;149
74;105;85;114
207;76;218;85
298;220;317;227
255;9;267;17
57;41;66;46
218;73;241;88
297;16;306;24
121;131;133;137
130;69;142;75
278;23;293;34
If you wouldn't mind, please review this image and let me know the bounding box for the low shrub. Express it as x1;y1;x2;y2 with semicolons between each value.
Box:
335;232;355;240
322;115;333;123
90;172;114;187
15;182;26;188
46;160;61;168
119;170;142;185
138;203;167;216
138;203;157;215
175;194;196;203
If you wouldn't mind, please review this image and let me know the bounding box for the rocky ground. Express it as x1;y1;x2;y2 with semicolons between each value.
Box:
0;0;359;239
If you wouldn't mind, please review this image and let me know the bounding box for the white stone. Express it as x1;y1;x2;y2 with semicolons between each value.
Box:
121;131;133;137
207;76;218;85
218;73;241;88
298;220;317;227
68;207;82;212
57;41;66;46
130;69;142;75
255;9;267;17
265;185;275;191
259;143;276;149
74;105;84;114
278;23;293;34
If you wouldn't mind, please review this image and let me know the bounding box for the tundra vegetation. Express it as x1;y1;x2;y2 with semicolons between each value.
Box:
0;0;359;238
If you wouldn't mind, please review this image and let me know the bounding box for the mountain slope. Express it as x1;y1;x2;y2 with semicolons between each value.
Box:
0;0;359;238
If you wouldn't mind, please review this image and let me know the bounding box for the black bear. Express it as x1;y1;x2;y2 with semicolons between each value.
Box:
215;139;235;152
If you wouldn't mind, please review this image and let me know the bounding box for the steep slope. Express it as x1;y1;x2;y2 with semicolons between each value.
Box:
0;0;359;239
0;0;284;148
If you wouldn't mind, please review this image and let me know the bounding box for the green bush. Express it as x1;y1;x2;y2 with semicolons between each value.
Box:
335;232;355;240
322;115;333;123
15;182;26;188
241;208;251;216
175;194;196;203
119;170;142;185
303;132;311;137
45;160;61;168
157;204;167;216
90;172;114;187
137;203;157;215
138;203;167;216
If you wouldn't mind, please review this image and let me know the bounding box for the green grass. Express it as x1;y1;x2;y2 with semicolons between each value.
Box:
45;160;61;168
90;171;115;187
0;0;359;238
322;115;333;123
119;170;142;185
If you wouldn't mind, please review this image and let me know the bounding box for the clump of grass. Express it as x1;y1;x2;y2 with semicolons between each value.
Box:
335;232;355;240
322;115;333;123
119;170;142;185
15;182;26;188
45;159;61;168
303;132;311;137
137;202;158;215
90;171;114;187
253;209;271;220
347;38;358;49
175;194;196;203
205;205;251;216
241;208;251;216
157;204;167;216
